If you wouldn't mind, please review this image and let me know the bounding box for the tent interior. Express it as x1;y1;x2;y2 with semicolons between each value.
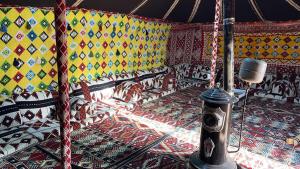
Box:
0;0;299;168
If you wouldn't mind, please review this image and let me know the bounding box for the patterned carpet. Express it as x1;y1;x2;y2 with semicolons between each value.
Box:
1;87;300;169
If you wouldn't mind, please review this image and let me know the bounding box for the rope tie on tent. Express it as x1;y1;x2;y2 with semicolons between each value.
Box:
209;0;222;88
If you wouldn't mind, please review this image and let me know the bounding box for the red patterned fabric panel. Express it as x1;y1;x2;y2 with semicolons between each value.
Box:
80;81;92;102
113;81;143;103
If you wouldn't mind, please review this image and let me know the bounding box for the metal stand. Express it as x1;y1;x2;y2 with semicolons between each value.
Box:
190;151;237;169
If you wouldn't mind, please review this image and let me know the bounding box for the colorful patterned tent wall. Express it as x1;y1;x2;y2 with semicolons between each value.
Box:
203;32;300;64
166;27;203;65
167;22;300;66
0;7;171;96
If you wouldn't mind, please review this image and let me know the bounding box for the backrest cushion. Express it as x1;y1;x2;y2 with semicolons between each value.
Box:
14;91;56;123
154;73;177;90
0;97;22;130
250;74;275;90
90;77;115;101
71;77;115;102
190;65;211;80
173;63;190;80
270;80;296;97
113;81;143;103
135;70;155;91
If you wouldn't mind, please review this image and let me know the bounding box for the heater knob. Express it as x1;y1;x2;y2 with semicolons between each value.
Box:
204;114;218;127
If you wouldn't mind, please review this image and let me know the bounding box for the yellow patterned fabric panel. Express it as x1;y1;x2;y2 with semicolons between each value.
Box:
203;32;300;64
0;7;171;95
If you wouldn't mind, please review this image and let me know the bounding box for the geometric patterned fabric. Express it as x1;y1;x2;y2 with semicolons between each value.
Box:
0;7;171;96
167;24;300;66
2;87;299;168
0;97;22;130
203;32;300;64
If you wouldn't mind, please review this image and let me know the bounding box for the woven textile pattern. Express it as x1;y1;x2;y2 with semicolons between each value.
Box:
167;28;203;65
203;32;300;64
0;7;171;95
54;0;72;168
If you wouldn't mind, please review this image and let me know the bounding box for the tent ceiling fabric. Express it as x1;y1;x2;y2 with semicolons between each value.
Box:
1;0;299;22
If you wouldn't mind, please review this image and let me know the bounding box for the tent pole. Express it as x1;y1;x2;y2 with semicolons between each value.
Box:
54;0;72;168
223;0;235;94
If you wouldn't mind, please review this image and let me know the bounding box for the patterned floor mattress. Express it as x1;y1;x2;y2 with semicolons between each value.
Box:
1;87;299;169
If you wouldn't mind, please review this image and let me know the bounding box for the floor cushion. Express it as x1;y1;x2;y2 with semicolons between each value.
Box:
24;119;60;141
0;97;22;130
0;126;38;158
14;91;56;123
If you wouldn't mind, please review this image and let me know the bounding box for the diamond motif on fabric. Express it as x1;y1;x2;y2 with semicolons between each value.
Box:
117;30;123;38
15;58;24;69
23;111;35;121
50;45;56;54
14;16;25;28
40;18;49;28
27;31;37;41
49;57;57;66
96;31;102;39
48;68;57;78
79;52;86;60
39;32;49;42
111;31;116;38
50;81;58;89
26;84;35;92
109;41;115;48
102;41;108;48
0;75;11;85
71;17;78;27
39;82;47;90
2;116;14;128
15;31;25;42
26;70;35;80
94;62;100;70
105;21;111;28
1;33;12;44
79;63;86;71
27;58;36;67
1;47;11;58
14;45;25;56
122;51;127;57
79;40;86;49
28;17;37;27
1;61;11;72
40;45;48;54
37;70;47;79
13;72;24;83
87;41;94;49
69;64;77;73
27;44;37;54
80;16;87;26
70;30;78;39
88;30;94;38
13;85;23;94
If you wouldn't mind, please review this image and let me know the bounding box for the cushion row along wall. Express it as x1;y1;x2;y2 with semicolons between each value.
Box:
0;7;171;96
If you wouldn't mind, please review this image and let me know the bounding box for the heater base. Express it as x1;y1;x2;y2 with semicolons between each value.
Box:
190;151;238;169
